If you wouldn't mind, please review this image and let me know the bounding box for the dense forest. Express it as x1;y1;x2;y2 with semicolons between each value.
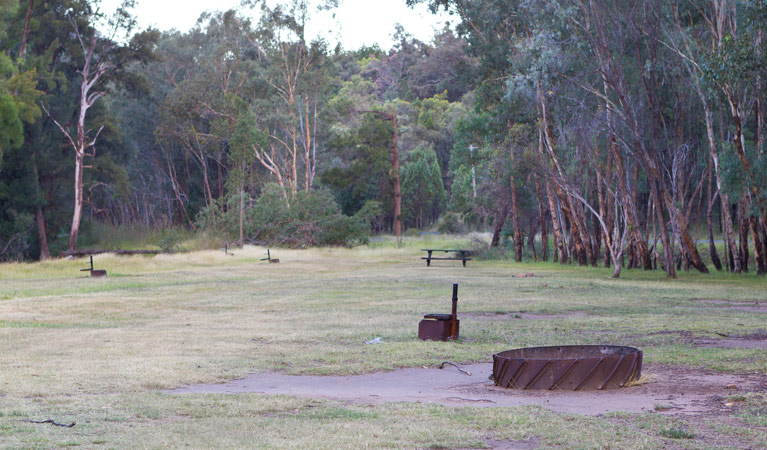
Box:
1;0;766;278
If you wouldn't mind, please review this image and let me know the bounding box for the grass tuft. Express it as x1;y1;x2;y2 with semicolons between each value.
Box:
624;373;656;387
659;425;696;439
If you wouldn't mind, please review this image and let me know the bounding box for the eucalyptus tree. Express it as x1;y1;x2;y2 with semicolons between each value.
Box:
38;0;156;251
692;0;767;273
247;0;334;197
156;10;259;213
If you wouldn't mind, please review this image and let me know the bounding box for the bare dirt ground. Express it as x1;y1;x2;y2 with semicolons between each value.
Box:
693;298;767;313
166;362;765;417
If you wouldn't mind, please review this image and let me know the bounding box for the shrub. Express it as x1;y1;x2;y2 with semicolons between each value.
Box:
467;236;507;260
158;229;181;253
659;425;695;439
437;212;465;234
197;184;372;248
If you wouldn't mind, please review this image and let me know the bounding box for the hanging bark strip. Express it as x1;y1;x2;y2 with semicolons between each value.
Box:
508;125;523;261
538;129;564;263
538;82;588;264
602;78;651;270
535;178;549;261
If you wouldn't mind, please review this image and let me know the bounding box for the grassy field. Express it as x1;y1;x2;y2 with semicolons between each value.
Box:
1;238;766;449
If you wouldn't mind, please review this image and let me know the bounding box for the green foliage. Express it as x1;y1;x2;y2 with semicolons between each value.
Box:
436;212;465;234
158;229;181;253
467;236;506;260
400;145;446;229
0;53;31;165
659;425;695;440
0;91;23;162
197;184;372;248
321;113;395;218
248;185;370;247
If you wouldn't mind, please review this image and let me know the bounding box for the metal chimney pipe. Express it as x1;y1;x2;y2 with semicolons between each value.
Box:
451;283;458;319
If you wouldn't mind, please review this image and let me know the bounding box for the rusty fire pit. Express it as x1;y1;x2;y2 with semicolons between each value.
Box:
493;345;642;391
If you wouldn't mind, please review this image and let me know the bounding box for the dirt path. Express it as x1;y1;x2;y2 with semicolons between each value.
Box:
165;363;764;416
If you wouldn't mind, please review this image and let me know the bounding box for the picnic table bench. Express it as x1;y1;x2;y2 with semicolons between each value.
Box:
421;249;472;267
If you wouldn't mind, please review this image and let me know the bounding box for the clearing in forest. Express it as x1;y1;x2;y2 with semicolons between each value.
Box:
1;242;766;449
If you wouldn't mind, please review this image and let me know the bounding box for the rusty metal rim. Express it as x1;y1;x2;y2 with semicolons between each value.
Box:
493;345;642;391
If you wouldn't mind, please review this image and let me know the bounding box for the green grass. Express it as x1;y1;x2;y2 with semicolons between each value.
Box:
659;425;696;439
0;242;766;448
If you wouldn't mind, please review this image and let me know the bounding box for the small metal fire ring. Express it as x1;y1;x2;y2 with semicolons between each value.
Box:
493;345;642;391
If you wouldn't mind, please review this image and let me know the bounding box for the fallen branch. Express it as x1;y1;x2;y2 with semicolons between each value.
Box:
60;249;162;257
22;419;75;427
439;361;472;376
445;397;495;403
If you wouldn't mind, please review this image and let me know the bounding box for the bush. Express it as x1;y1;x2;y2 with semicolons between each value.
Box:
437;212;466;234
194;196;240;241
467;236;507;260
158;229;181;253
197;184;372;248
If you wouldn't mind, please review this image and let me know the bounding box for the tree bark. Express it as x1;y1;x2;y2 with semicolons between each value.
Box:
538;131;564;263
702;96;740;272
44;31;109;252
491;201;510;248
239;188;244;248
596;170;612;268
538;83;587;265
604;78;651;269
509;141;523;262
706;166;722;271
355;110;401;242
649;179;676;278
739;197;749;272
535;178;549;261
19;0;34;57
391;115;402;243
749;216;766;274
68;152;84;251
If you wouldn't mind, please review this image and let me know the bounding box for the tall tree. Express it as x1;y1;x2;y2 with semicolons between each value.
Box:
41;1;156;251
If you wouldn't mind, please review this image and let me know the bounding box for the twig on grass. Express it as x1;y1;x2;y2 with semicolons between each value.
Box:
445;397;495;403
439;361;472;376
21;419;76;427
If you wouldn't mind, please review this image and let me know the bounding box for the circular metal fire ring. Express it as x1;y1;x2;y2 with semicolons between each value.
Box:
493;345;642;391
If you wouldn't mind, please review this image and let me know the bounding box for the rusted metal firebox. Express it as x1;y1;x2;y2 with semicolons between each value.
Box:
260;249;279;263
493;345;642;390
80;255;107;278
419;283;460;341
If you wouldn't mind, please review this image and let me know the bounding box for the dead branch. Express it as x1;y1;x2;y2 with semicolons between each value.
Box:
22;419;75;428
439;361;472;376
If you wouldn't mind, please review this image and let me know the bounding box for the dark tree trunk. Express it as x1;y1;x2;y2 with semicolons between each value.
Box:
707;176;722;271
749;216;766;274
19;0;34;57
528;221;538;262
739;198;749;272
510;144;523;262
491;201;510;248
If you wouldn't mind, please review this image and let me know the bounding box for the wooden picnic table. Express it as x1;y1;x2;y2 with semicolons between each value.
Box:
421;249;472;267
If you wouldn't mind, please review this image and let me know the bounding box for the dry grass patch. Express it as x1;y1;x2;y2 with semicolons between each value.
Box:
1;242;766;447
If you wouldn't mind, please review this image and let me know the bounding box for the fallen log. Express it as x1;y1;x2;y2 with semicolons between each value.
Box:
60;249;162;257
